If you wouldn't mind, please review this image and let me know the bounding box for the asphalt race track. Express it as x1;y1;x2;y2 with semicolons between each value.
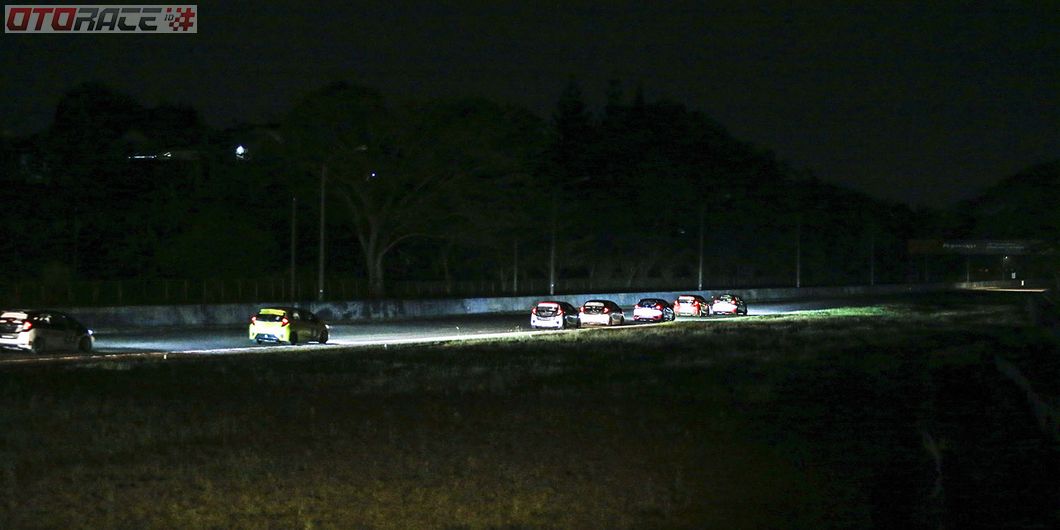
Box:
0;298;885;364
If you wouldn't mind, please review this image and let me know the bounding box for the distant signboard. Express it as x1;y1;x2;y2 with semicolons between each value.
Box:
908;239;1046;255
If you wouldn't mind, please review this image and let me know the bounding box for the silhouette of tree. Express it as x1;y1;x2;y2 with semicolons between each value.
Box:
283;83;544;297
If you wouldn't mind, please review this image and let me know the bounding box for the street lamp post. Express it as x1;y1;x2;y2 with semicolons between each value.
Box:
697;204;705;291
317;146;365;302
795;217;802;288
512;239;519;294
549;194;557;296
290;196;297;302
318;164;326;301
869;232;875;286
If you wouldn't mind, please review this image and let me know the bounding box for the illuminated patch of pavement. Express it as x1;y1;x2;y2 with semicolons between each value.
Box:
0;295;952;366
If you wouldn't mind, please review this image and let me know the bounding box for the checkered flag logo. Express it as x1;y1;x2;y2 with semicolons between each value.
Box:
166;6;196;31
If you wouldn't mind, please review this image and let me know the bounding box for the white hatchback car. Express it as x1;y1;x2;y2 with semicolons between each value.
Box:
0;310;94;353
530;301;581;329
578;300;624;326
710;293;748;315
632;298;676;322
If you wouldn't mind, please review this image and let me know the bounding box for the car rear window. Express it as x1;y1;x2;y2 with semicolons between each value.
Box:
0;315;26;333
679;296;697;302
637;300;663;307
535;303;559;316
254;313;285;322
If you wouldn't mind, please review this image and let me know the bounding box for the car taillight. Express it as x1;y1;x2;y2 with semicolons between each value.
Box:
20;321;32;332
557;309;564;316
603;307;609;313
531;307;537;315
281;316;290;326
655;303;663;310
250;316;257;324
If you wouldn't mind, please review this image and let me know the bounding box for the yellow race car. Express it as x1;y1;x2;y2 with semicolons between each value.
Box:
249;307;329;345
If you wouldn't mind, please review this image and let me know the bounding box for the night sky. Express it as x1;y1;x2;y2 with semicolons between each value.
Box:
2;1;1057;206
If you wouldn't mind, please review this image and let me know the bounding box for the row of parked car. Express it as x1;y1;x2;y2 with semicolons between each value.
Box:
529;293;748;329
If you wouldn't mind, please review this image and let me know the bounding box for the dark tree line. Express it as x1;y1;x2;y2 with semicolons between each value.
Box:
1;80;1052;299
543;78;922;288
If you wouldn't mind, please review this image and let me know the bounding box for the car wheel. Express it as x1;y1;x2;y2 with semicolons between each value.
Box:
664;308;674;321
31;337;45;354
78;336;92;353
289;332;299;345
319;329;329;344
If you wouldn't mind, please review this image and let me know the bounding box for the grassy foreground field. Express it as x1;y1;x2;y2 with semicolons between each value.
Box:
1;292;1057;529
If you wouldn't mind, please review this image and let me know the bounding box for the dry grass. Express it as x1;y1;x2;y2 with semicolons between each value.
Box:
0;292;1051;529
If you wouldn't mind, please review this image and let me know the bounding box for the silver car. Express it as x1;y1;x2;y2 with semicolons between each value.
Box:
578;300;625;326
0;310;94;353
530;301;581;329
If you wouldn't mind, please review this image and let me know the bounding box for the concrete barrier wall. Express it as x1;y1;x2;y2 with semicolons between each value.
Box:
57;280;1019;332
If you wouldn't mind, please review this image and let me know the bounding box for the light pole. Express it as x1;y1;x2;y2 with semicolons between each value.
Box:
290;196;297;302
697;204;705;291
318;164;326;301
512;238;519;294
549;193;557;296
868;231;875;286
318;146;366;302
795;216;802;288
547;177;589;296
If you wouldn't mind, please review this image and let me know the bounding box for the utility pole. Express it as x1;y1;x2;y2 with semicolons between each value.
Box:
869;232;875;286
512;239;519;294
549;194;557;296
697;204;705;291
318;164;326;302
290;196;297;302
795;217;802;288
